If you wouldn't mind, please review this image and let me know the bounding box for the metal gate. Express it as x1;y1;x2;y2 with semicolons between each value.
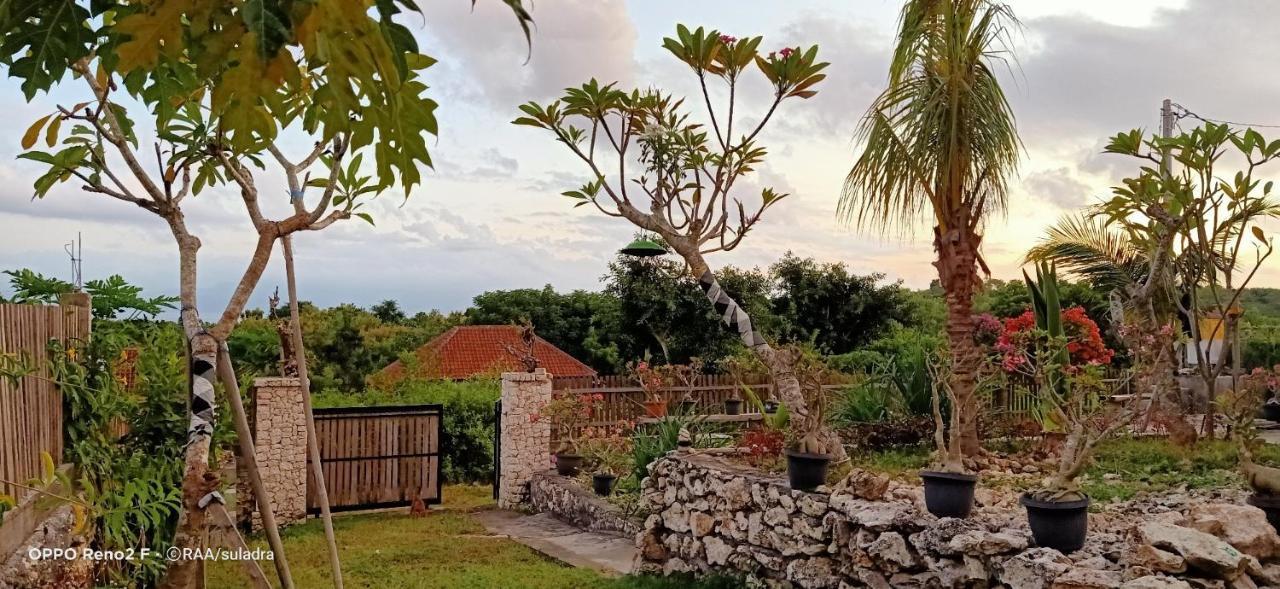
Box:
492;399;501;500
308;404;443;513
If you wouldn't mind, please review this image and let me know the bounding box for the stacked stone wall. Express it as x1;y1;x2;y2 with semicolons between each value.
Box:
529;471;641;537
637;452;1280;589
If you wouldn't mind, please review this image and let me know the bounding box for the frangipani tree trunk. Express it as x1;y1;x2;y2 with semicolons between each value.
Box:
517;25;846;462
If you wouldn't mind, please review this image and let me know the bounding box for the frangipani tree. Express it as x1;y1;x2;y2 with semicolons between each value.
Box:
1097;124;1280;436
839;0;1022;456
1;1;531;587
514;26;845;460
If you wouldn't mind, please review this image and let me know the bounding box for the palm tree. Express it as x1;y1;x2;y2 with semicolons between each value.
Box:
840;0;1021;456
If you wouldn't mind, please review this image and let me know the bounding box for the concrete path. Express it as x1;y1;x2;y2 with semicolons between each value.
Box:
475;510;637;576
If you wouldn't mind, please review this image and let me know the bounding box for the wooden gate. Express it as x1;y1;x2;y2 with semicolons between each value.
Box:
307;404;442;513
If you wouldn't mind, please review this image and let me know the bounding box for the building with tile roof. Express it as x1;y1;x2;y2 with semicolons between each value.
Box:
370;325;596;387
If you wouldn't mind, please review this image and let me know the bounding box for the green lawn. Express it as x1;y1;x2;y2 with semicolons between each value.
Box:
853;436;1280;503
208;486;738;589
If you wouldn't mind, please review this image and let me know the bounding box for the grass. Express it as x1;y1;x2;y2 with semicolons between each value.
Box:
208;485;741;589
851;437;1280;504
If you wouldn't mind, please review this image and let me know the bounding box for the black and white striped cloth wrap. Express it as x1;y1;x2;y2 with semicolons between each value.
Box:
187;353;216;445
698;269;766;350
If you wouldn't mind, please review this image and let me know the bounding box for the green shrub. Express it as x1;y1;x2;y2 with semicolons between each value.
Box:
314;378;499;483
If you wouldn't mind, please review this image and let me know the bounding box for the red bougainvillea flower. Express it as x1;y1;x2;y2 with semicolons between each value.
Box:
996;306;1114;373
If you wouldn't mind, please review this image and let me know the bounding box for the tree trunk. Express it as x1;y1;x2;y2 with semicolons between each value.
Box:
160;319;218;589
682;249;848;463
933;225;983;457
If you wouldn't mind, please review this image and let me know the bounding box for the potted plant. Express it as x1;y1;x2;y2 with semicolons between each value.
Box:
919;354;980;518
667;359;703;415
722;357;759;416
1020;354;1136;553
538;392;603;476
783;351;835;492
1220;373;1280;532
581;421;633;497
630;360;668;418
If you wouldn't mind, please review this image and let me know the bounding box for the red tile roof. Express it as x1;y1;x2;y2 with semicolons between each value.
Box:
371;325;596;386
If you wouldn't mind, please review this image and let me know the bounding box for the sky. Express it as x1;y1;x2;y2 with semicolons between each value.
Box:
1;0;1279;315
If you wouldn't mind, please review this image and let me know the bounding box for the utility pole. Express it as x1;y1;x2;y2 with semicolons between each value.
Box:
1160;98;1174;178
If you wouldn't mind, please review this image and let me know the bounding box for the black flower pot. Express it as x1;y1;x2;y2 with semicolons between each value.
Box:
1263;403;1280;422
1248;493;1280;533
763;400;780;414
919;470;978;519
724;399;743;415
785;450;831;492
592;473;618;497
555;453;583;476
678;399;698;414
1021;493;1090;554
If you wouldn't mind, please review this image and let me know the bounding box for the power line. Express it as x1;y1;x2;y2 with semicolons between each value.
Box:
1171;102;1280;130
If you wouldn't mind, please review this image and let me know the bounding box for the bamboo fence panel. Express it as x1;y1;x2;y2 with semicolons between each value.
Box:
0;302;90;500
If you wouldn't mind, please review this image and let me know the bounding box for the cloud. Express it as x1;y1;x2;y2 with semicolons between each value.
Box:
1021;167;1092;209
421;0;638;108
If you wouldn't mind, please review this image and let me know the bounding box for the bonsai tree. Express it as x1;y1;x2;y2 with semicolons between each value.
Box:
514;25;845;462
665;358;704;410
1027;343;1138;502
0;2;532;585
1219;375;1280;496
630;359;668;410
839;0;1023;457
925;355;967;474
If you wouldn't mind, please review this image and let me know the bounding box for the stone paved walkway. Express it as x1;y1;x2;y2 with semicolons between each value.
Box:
475;510;638;576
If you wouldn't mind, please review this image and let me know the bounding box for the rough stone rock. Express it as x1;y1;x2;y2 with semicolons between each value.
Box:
1251;563;1280;586
1182;504;1280;561
909;517;983;556
1049;567;1124;589
1138;522;1250;579
690;511;715;537
787;556;838;589
637;528;668;561
998;547;1073;589
829;497;918;532
704;536;733;565
866;531;918;572
718;476;750;510
947;529;1030;556
662;504;690;533
1121;576;1194;589
832;469;891;501
1127;544;1188;574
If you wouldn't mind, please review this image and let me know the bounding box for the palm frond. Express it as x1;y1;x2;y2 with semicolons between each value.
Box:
1025;214;1145;293
841;0;1022;235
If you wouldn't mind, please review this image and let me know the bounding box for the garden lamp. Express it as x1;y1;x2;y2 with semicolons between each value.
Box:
620;238;667;258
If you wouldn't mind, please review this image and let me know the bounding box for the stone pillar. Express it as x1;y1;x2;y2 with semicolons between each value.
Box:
498;368;552;509
247;377;307;529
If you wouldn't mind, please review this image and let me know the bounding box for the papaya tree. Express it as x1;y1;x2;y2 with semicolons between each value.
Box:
0;1;531;587
514;26;846;461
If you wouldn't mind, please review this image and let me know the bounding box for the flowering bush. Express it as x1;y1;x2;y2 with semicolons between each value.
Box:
1251;365;1280;400
995;306;1113;373
535;392;605;455
629;360;667;403
580;420;635;475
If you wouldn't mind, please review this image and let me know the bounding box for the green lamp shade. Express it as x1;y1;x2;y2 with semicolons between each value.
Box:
620;239;666;257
